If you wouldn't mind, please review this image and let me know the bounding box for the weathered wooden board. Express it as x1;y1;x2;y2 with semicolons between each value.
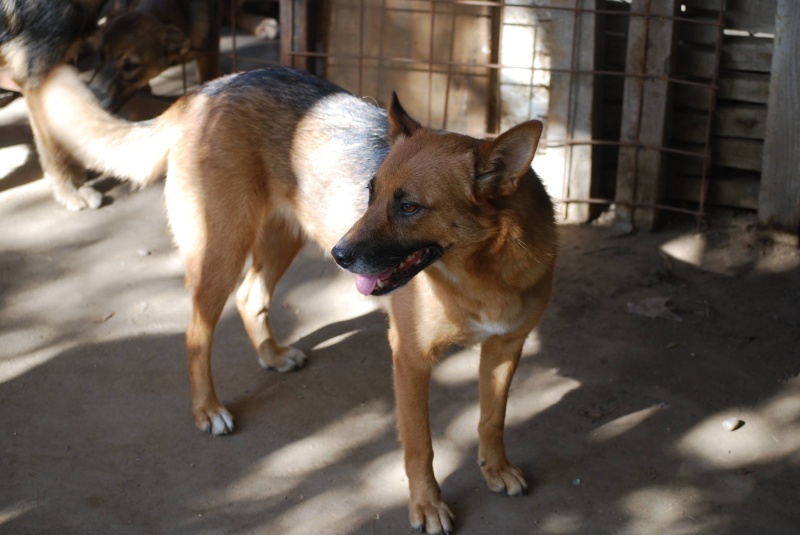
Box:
539;0;602;222
615;0;677;230
674;72;770;107
280;0;312;70
676;37;773;79
673;139;763;173
673;105;766;142
759;0;800;231
683;0;777;34
669;174;760;209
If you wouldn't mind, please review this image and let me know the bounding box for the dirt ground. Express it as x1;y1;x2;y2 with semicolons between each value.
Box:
1;82;799;534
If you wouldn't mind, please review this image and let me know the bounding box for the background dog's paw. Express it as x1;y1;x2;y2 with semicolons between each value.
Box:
255;18;279;40
481;461;528;496
53;184;100;211
77;185;103;210
259;346;307;372
194;406;234;436
409;497;454;535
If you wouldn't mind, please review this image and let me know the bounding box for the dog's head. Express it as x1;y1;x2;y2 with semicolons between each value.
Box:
89;12;190;110
332;95;543;296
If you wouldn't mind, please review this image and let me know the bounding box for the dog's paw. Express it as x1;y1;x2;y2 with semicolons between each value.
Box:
255;18;279;40
481;461;528;496
77;185;103;210
194;406;234;436
53;181;103;211
259;346;307;372
409;497;454;535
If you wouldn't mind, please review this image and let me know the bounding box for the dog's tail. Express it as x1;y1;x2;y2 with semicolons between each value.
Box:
39;65;178;186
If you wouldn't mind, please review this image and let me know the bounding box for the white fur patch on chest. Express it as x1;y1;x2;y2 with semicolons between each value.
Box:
431;261;459;283
469;314;522;341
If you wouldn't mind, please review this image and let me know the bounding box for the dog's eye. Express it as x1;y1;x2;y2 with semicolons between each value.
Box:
366;177;375;204
400;203;418;215
122;59;140;74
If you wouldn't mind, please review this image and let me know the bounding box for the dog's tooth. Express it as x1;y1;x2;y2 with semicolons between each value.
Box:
376;279;385;289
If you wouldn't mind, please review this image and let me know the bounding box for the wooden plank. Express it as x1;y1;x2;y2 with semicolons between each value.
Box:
683;0;777;34
668;174;760;209
672;105;766;142
542;0;602;223
672;138;763;173
715;138;764;171
676;37;773;79
499;0;603;218
760;0;800;231
614;0;677;230
679;18;725;46
279;0;292;66
718;72;771;103
675;72;770;106
279;0;311;70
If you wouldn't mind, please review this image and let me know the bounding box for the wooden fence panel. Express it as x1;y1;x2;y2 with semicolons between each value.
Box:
759;0;800;231
615;0;677;230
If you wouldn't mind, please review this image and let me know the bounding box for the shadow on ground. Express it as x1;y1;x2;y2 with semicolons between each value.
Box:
0;88;798;534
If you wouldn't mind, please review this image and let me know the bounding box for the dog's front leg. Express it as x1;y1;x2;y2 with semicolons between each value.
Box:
392;338;454;534
477;334;528;496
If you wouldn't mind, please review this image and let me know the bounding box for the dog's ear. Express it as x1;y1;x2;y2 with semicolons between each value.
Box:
163;25;191;63
474;120;543;200
388;92;421;143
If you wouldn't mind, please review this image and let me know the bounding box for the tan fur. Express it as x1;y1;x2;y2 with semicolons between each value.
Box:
335;113;557;533
92;0;219;110
40;65;557;534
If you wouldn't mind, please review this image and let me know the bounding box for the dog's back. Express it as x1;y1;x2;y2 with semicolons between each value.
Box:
173;68;391;250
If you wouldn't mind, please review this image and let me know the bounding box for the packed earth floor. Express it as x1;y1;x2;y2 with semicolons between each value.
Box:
1;92;799;535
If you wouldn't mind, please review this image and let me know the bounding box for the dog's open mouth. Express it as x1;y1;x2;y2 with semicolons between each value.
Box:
354;246;442;296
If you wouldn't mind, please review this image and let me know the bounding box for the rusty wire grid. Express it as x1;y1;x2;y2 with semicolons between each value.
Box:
273;0;729;226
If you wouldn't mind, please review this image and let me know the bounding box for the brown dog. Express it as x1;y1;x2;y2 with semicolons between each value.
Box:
91;0;220;110
39;64;557;534
331;100;557;534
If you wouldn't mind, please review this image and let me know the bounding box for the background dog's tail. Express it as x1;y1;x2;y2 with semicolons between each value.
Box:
39;65;176;186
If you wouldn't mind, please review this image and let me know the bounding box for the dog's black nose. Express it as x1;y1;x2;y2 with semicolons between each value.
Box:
331;244;355;268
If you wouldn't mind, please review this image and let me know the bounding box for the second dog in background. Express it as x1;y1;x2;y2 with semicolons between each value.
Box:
91;0;220;110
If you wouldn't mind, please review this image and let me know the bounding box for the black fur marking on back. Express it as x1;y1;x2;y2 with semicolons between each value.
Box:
198;67;350;109
198;67;391;180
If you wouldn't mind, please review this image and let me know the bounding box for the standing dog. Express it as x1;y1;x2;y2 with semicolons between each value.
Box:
39;64;557;534
0;0;106;210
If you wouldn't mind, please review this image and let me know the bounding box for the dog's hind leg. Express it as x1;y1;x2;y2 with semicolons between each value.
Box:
477;334;529;496
236;218;307;372
25;89;103;210
180;215;253;436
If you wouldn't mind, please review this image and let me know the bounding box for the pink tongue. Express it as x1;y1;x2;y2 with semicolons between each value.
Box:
354;270;393;295
355;275;379;295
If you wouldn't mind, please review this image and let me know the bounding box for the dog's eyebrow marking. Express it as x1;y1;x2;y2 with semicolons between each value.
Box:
393;188;408;200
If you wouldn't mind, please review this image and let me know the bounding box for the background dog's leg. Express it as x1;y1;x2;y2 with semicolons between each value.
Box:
236;219;306;372
477;334;528;496
25;89;102;211
26;89;99;210
391;335;454;535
